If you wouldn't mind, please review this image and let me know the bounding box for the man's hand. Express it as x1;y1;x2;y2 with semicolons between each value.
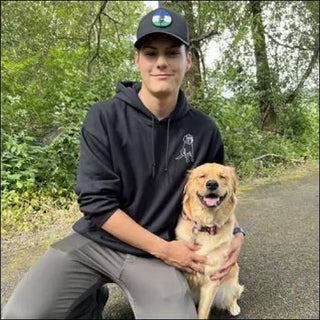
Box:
157;240;207;274
210;233;244;281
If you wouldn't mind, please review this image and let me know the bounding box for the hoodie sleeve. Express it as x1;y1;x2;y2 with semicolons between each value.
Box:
75;105;121;228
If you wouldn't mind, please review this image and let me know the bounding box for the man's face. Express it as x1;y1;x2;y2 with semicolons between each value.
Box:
134;34;192;98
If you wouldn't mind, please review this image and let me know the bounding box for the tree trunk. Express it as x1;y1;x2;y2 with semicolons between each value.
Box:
249;0;277;132
159;1;203;102
182;1;203;102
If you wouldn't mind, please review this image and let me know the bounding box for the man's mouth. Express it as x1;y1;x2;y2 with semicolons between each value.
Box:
151;74;172;78
197;192;227;209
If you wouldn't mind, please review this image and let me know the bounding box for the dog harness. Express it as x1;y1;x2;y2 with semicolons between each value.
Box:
181;211;220;235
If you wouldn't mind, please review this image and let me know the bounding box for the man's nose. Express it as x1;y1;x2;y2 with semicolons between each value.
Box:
156;55;168;68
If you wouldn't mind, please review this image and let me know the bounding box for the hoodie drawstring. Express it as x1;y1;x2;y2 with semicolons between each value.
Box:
150;117;171;180
164;118;171;174
151;116;156;178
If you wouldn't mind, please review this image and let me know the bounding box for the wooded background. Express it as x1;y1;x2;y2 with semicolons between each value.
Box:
1;1;319;234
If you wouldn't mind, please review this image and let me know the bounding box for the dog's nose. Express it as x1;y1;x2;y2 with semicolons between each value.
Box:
206;180;219;191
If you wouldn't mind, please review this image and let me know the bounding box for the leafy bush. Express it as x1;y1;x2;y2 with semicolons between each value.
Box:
276;97;319;157
1;1;318;237
1;124;80;235
195;93;319;181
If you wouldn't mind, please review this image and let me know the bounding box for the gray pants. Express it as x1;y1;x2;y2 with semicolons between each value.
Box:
2;232;197;319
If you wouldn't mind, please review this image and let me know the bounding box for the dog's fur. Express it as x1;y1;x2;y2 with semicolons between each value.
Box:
175;163;244;319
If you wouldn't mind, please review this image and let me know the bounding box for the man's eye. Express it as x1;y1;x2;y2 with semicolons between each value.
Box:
168;51;180;56
145;52;156;56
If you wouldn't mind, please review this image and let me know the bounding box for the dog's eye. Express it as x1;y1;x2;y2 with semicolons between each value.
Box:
199;174;206;178
219;174;227;179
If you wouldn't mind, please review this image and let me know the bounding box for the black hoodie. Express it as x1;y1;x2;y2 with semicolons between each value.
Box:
73;81;224;256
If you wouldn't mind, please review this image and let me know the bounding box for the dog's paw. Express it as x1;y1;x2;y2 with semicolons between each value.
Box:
229;303;240;317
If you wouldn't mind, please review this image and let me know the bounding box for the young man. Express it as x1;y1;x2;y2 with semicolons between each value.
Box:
2;8;244;319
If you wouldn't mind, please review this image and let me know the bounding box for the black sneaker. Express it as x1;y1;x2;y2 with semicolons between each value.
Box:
94;285;109;319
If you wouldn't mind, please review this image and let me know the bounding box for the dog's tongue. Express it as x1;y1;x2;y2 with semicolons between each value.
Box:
204;196;219;207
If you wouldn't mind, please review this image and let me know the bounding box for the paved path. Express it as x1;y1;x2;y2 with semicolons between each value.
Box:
103;170;319;319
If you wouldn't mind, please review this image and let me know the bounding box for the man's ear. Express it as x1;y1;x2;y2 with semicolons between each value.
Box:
186;51;192;72
134;51;140;70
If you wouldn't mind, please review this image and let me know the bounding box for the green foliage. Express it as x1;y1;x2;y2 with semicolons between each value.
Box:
1;190;78;236
276;95;319;155
1;118;80;235
195;90;318;181
1;1;146;236
1;1;144;140
1;1;319;237
2;123;81;193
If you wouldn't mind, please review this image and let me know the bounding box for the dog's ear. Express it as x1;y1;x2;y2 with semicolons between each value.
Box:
182;172;193;217
182;182;192;217
183;169;193;195
183;183;188;195
229;166;238;193
186;168;193;177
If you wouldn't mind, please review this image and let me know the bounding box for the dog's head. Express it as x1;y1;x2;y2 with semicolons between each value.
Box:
183;163;238;218
183;134;194;145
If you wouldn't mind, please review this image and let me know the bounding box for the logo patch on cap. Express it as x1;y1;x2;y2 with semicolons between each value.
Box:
152;9;172;28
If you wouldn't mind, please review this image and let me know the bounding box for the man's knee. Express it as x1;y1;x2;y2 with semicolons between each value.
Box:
154;275;191;302
129;281;196;319
122;261;196;318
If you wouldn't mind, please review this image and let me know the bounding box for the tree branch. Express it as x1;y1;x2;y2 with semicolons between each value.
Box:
253;153;281;161
191;29;219;43
253;153;304;165
265;31;310;51
198;47;208;89
102;12;121;41
57;36;87;42
285;35;319;104
87;0;109;76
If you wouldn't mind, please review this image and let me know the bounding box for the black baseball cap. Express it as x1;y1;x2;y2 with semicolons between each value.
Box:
134;8;190;49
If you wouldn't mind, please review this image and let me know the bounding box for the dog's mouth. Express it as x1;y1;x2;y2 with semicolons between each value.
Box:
197;192;227;209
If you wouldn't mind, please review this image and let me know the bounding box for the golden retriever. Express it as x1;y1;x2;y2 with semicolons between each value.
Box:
175;163;244;319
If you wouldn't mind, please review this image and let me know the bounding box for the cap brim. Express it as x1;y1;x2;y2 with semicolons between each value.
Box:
134;32;189;49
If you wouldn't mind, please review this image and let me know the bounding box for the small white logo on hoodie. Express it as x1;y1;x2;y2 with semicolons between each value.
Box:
175;134;194;163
